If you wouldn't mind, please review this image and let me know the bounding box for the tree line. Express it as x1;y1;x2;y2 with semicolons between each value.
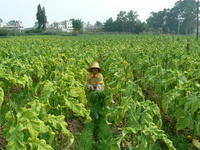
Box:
103;10;146;33
34;0;199;34
147;0;197;34
102;0;197;34
0;0;197;35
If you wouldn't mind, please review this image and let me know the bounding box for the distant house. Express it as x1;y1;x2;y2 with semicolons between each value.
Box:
5;20;24;31
50;20;73;32
33;20;73;32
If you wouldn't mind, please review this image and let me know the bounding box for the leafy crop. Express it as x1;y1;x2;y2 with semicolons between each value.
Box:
0;35;199;150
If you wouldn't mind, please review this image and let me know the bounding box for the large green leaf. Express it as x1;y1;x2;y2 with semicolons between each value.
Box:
47;114;74;148
6;126;26;150
65;98;91;121
69;87;87;105
17;108;50;140
29;138;53;150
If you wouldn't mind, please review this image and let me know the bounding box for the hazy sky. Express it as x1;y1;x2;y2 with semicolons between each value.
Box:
0;0;178;28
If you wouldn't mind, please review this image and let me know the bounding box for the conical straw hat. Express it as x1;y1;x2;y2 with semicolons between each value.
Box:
88;62;102;72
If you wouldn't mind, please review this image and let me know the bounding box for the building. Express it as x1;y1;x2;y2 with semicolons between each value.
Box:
33;20;73;32
0;20;24;31
7;21;24;30
50;20;73;32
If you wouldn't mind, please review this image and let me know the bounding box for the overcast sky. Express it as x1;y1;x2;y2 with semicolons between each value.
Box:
0;0;178;28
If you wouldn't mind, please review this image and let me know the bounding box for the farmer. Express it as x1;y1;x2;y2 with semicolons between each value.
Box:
87;62;104;91
86;62;105;120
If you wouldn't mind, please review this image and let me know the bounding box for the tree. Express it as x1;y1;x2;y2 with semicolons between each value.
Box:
147;9;169;33
41;7;47;29
126;10;139;32
116;11;127;32
94;21;104;31
0;18;3;23
165;8;179;34
104;17;115;32
134;21;147;34
147;0;197;34
36;4;42;29
103;11;145;33
173;0;196;34
36;4;47;30
72;19;83;32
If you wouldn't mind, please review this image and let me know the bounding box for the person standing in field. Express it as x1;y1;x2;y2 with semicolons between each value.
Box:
87;62;104;91
86;62;105;120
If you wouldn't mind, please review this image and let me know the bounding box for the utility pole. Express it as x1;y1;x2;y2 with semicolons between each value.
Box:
197;0;199;40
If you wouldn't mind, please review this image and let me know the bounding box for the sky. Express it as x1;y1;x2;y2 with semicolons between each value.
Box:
0;0;178;28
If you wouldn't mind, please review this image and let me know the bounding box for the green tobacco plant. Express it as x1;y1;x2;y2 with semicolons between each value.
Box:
0;35;199;149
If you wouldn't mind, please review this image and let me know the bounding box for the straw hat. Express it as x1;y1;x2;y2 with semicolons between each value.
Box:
88;62;102;72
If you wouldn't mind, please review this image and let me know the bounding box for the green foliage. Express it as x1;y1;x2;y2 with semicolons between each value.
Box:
95;119;113;150
104;10;146;33
36;4;47;30
65;99;91;120
89;91;105;120
0;35;199;150
4;100;74;149
72;19;83;33
6;126;26;150
0;29;24;36
147;0;197;34
78;122;94;150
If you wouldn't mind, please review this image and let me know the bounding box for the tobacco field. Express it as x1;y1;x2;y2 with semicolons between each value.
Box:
0;35;199;150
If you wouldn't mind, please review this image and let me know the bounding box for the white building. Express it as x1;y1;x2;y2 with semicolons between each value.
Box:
7;20;24;30
33;20;73;32
0;20;24;31
50;20;73;32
